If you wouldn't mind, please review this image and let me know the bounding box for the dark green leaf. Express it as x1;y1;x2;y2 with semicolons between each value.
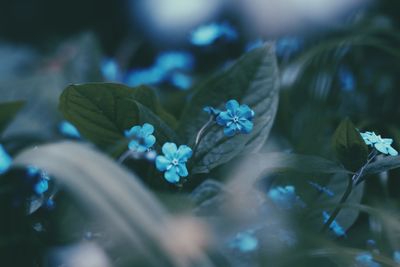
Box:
0;101;25;135
332;118;368;172
59;83;179;153
180;45;280;174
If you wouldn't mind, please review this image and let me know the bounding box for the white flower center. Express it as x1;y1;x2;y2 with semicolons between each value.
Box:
232;116;240;123
171;159;179;166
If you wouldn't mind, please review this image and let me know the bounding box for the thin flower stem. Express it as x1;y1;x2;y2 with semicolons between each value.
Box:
192;116;215;157
117;150;133;164
322;149;378;233
321;175;353;233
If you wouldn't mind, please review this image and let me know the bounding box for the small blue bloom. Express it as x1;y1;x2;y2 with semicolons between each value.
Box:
308;181;334;197
276;37;303;58
101;58;121;82
27;165;40;177
322;211;346;237
59;120;80;138
245;39;264;52
355;252;381;267
393;251;400;263
125;123;156;153
0;144;12;174
170;72;192;90
216;100;255;137
190;22;238;46
338;65;355;92
155;142;192;183
360;131;398;156
229;230;258;253
46;198;56;210
34;178;49;195
268;185;305;210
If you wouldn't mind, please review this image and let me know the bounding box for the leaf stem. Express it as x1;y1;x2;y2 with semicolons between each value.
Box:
192;116;215;157
322;149;378;233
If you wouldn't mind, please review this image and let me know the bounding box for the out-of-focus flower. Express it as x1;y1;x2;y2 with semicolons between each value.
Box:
101;58;121;82
322;211;346;237
245;39;265;52
276;37;303;58
360;131;398;156
155;143;192;183
59;121;81;138
216;100;255;137
0;144;12;174
308;181;334;197
125;123;156;153
338;65;356;92
34;178;49;195
189;22;238;46
170;72;193;90
354;252;381;267
268;185;305;210
229;229;258;252
393;251;400;263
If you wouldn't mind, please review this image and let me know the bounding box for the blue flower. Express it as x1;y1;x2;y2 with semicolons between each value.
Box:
393;251;400;263
360;131;398;156
189;22;238;46
34;178;49;195
203;106;221;116
125;123;156;153
155;142;192;183
268;185;305;210
322;211;346;237
355;252;381;267
229;229;258;253
59;120;80;138
216;100;255;137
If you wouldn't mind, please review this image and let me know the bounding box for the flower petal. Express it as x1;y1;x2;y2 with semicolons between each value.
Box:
162;142;178;158
203;106;221;116
164;168;180;183
216;111;231;126
224;124;237;137
238;104;255;119
225;99;239;112
155;155;171;171
141;123;154;136
136;145;148;153
382;138;393;145
128;140;140;151
144;135;156;148
125;125;141;137
177;145;193;161
374;143;389;154
177;163;189;177
387;146;398;156
239;120;253;134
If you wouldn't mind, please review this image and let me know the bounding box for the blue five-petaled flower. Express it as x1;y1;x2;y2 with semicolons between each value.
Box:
360;131;398;156
155;143;192;183
125;123;156;153
215;100;255;137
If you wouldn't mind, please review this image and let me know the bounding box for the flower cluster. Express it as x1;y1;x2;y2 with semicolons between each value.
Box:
205;99;255;137
125;123;156;153
360;131;398;156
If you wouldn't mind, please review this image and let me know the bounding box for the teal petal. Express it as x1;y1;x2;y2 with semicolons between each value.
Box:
136;145;148;153
177;145;192;161
177;163;189;177
238;104;254;119
374;143;388;154
387;146;398;156
141;123;155;136
216;111;231;125
382;138;393;145
155;155;171;171
144;135;156;148
162;142;178;158
224;124;237;137
239;120;253;134
225;99;239;112
164;168;180;183
125;125;141;137
128;140;140;151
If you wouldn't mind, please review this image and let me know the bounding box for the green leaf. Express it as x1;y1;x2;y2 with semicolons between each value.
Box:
0;101;25;135
180;45;280;174
59;83;179;154
332;118;368;172
361;155;400;177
